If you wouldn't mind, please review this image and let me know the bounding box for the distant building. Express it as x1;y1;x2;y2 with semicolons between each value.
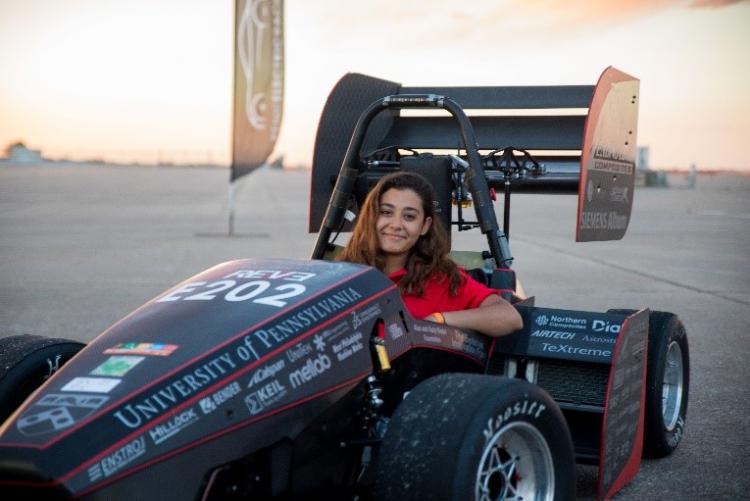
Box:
4;142;43;163
637;146;649;171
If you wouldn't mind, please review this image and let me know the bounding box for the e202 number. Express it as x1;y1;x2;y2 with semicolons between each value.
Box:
156;280;305;307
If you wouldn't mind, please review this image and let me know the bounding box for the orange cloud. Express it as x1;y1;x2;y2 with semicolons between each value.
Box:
690;0;747;7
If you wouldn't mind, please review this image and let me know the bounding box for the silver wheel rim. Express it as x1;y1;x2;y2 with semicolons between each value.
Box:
475;421;554;501
662;340;684;431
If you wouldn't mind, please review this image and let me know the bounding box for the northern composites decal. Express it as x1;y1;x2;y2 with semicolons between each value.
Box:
534;313;587;331
17;394;109;437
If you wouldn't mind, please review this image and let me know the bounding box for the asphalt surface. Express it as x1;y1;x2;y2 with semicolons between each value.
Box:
1;164;748;499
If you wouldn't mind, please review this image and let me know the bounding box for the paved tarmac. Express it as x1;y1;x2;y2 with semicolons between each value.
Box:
1;164;748;499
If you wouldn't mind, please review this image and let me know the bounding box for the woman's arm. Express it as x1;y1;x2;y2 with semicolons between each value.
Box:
425;295;523;337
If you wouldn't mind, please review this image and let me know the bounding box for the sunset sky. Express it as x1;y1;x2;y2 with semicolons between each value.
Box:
0;0;748;170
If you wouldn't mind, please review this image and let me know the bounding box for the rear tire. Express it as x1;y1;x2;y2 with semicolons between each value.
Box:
607;309;690;458
0;335;85;424
642;312;689;458
372;373;576;501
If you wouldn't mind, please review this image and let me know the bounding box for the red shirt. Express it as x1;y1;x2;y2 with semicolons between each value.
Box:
388;268;498;319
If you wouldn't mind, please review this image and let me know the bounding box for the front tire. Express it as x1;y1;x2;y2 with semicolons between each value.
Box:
0;335;85;424
372;373;576;501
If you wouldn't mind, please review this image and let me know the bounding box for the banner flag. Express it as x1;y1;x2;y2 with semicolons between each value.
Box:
230;0;284;181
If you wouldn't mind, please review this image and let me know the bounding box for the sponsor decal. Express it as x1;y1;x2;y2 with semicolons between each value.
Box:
113;353;236;429
198;381;242;415
483;399;547;443
148;408;199;445
580;211;628;231
246;360;286;389
288;354;332;389
244;379;287;415
451;330;486;359
286;342;312;363
583;335;616;344
313;333;326;352
356;303;382;325
387;322;404;340
535;315;549;327
17;394;109;436
592;159;634;175
531;329;576;340
222;269;316;282
413;322;448;336
610;186;630;204
351;311;363;329
540;315;587;330
251;287;363;349
88;436;146;482
592;319;622;334
62;377;121;394
332;332;364;362
541;342;611;359
591;147;635;175
91;356;145;377
105;343;178;357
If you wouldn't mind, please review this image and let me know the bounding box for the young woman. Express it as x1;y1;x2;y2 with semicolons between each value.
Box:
338;171;522;337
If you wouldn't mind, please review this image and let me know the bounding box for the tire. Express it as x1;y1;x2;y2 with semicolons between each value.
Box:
606;309;690;458
642;312;689;458
372;373;576;501
0;335;85;424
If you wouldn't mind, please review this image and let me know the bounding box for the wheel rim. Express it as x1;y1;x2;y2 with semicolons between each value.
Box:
662;340;684;431
475;421;554;501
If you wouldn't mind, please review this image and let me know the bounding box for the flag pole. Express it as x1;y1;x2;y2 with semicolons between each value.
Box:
228;180;236;236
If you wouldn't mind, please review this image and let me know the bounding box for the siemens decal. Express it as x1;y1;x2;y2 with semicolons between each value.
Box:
252;288;363;349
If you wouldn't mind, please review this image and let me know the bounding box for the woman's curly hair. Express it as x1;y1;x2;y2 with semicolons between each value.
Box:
338;171;462;296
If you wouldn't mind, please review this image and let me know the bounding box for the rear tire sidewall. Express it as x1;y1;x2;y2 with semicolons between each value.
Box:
643;312;689;458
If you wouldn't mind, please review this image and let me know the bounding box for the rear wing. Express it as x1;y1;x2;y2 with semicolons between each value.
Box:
309;67;640;242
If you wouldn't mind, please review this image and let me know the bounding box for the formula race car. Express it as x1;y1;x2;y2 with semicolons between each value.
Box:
0;67;689;501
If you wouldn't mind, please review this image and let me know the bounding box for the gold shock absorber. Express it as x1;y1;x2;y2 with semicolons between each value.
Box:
370;335;391;372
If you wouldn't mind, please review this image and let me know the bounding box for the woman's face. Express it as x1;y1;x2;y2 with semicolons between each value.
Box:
376;188;432;261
